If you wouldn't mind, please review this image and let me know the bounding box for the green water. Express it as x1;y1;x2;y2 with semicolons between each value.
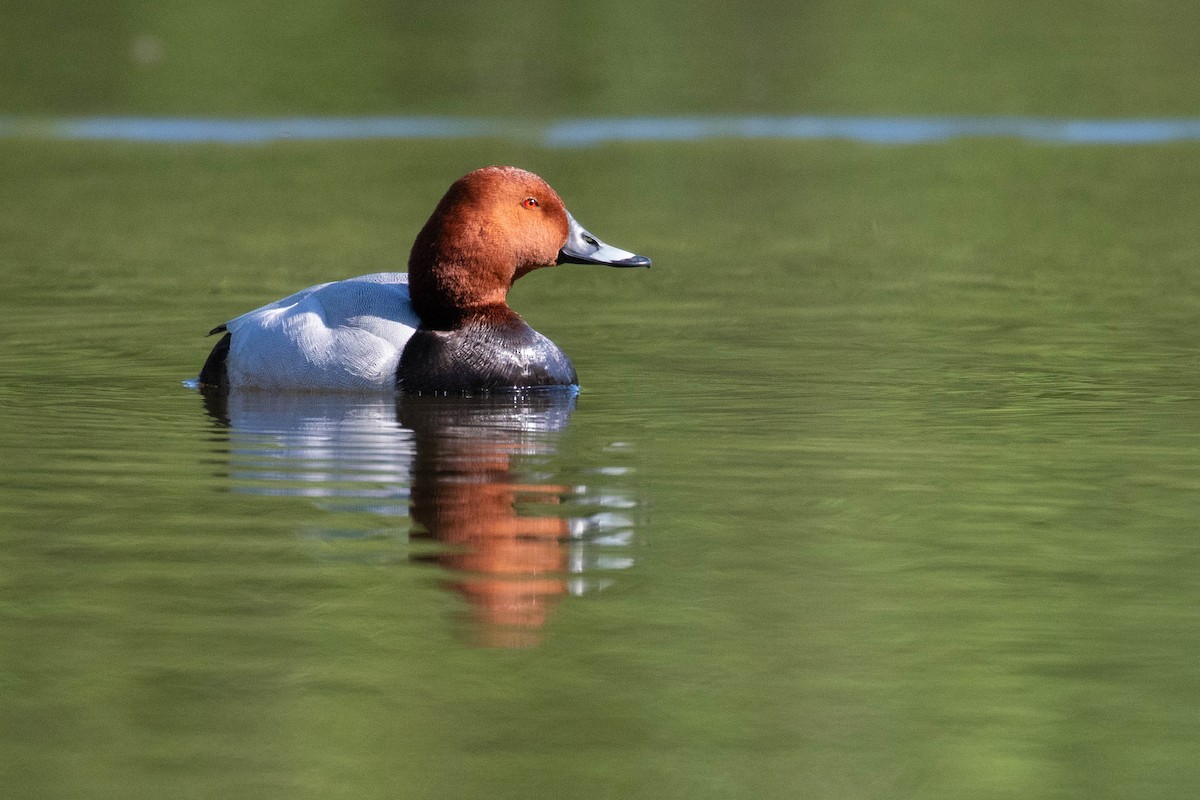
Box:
4;137;1199;799
6;0;1200;117
5;3;1200;799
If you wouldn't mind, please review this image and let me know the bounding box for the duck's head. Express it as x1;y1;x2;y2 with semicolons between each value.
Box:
408;166;650;329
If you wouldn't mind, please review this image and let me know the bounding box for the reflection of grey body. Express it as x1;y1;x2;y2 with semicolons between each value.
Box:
202;390;417;515
201;390;636;645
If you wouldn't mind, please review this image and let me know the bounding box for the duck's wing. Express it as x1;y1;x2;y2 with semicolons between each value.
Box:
215;274;370;334
215;273;422;391
209;290;323;334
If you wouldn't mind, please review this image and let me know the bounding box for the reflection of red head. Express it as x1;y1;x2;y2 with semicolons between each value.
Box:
409;418;573;648
448;577;568;649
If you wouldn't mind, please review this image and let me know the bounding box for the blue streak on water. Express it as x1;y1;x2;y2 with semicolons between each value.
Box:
57;116;507;143
5;115;1200;145
542;116;1200;146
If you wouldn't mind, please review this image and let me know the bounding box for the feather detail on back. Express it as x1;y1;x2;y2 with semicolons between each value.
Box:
223;273;420;391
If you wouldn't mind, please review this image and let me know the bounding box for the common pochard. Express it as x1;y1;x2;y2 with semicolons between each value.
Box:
198;166;649;393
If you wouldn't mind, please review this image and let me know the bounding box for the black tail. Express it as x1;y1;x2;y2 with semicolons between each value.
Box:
198;331;231;389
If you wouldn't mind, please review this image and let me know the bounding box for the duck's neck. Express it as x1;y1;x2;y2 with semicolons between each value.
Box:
409;272;510;329
408;219;514;330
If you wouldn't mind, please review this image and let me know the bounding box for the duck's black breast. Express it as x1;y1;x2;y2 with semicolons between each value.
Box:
396;313;578;395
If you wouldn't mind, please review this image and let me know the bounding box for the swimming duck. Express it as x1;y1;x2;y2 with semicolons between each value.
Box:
198;166;649;393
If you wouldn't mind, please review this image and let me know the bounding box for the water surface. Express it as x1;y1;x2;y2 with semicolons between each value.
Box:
9;1;1200;795
201;389;637;647
3;134;1200;800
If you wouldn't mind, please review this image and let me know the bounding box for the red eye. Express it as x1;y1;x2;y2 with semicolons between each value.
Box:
522;197;539;209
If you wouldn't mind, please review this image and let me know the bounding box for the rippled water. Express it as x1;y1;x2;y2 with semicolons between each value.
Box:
202;390;639;647
9;0;1200;793
4;134;1200;799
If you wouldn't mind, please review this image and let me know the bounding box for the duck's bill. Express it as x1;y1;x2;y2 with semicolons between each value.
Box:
557;211;651;268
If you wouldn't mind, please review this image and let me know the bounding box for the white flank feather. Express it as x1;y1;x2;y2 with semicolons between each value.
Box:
222;273;421;391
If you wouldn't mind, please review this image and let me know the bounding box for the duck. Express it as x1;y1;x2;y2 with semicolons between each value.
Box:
198;166;649;394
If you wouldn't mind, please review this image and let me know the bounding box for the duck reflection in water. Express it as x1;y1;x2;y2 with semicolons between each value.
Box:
201;389;636;647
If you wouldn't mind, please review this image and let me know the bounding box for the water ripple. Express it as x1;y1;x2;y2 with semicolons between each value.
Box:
200;390;639;647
